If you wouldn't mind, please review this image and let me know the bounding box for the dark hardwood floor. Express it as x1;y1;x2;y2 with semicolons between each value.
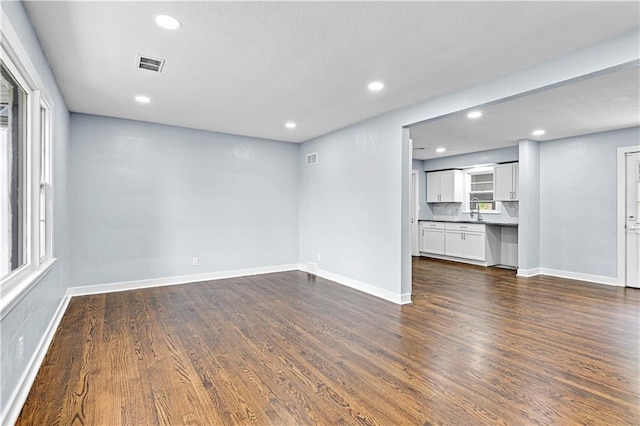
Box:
18;257;640;425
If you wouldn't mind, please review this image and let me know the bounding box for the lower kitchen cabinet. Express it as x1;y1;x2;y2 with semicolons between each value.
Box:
445;229;485;260
420;221;500;266
463;232;485;260
420;221;445;254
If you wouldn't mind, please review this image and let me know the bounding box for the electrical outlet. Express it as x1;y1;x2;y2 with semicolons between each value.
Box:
18;336;24;360
192;257;198;266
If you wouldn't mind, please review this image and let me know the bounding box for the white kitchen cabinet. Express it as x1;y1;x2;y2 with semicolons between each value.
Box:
420;222;445;254
463;231;486;261
444;223;486;260
444;230;464;257
420;222;501;266
426;170;463;202
494;162;519;201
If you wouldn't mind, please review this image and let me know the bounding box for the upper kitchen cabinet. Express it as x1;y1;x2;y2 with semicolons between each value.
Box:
426;170;463;202
494;162;519;201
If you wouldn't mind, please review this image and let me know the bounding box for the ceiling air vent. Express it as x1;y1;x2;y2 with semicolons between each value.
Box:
306;152;318;166
136;55;165;73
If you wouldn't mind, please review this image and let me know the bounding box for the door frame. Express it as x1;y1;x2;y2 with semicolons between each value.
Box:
411;170;419;256
617;145;639;287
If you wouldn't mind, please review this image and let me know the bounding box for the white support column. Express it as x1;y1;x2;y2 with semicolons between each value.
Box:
517;139;541;276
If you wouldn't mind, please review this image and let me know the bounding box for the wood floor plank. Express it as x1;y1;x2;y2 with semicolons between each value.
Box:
17;258;640;425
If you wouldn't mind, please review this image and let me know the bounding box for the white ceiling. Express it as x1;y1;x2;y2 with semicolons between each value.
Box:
23;1;640;143
410;65;640;160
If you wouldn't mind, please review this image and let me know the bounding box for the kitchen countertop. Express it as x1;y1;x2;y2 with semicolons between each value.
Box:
419;219;519;227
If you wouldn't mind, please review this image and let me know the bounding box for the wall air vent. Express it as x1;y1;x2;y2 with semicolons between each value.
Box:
136;55;165;73
306;152;318;166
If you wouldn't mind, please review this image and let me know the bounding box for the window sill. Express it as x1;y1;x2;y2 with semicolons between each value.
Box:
1;258;57;319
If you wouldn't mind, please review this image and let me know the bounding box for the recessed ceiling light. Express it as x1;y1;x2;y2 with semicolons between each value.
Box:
135;95;151;104
368;81;385;91
436;147;446;153
532;129;546;136
155;15;181;30
467;110;482;119
285;122;297;129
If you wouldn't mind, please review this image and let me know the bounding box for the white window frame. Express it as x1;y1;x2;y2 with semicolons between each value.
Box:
39;97;53;263
1;9;56;318
463;166;500;214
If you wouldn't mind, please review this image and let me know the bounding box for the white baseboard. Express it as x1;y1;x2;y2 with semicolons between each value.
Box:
517;267;541;277
312;267;406;305
539;268;620;287
67;264;301;296
1;294;71;426
517;267;619;286
400;293;413;305
421;253;490;267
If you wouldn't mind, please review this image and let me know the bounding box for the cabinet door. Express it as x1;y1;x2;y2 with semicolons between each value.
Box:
439;170;463;202
512;163;519;200
421;229;445;254
494;163;513;201
463;231;486;261
445;230;464;257
426;172;441;202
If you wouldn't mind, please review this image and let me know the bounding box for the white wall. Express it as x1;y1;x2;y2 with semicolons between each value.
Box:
0;1;70;418
69;114;300;287
540;127;639;280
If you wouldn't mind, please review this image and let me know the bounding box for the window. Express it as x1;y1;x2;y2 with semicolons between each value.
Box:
465;167;497;213
1;11;56;315
1;63;27;279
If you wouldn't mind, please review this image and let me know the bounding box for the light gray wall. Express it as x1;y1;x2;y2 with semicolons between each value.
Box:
540;127;639;278
299;29;638;300
299;116;404;295
69;114;299;286
519;140;540;271
0;1;70;413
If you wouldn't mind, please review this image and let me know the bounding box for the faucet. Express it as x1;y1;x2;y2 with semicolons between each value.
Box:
470;197;483;221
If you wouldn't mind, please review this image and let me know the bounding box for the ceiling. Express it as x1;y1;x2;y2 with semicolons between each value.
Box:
410;64;640;160
23;1;640;143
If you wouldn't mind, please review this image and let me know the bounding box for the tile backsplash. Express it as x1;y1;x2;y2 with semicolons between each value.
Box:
421;201;519;224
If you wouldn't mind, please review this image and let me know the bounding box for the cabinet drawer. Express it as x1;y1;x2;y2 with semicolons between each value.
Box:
420;221;444;230
445;223;485;233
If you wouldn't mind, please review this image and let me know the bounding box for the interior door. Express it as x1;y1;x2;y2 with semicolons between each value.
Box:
626;152;640;288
